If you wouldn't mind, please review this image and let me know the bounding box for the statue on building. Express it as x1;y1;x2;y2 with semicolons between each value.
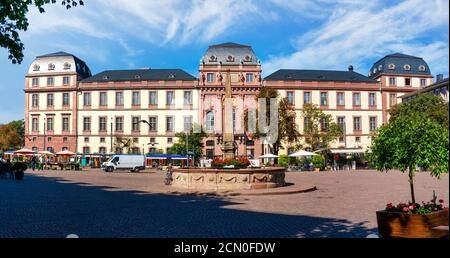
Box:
239;72;245;85
216;72;223;85
200;72;206;85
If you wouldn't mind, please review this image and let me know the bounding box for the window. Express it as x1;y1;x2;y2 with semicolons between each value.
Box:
232;109;236;131
47;147;54;153
47;137;52;142
149;117;157;132
64;63;71;70
388;63;395;70
132;91;140;105
206;140;215;147
62;117;69;131
303;117;311;132
405;78;411;86
337;92;345;106
246;73;253;83
320;118;328;132
149;148;157;154
206;149;214;159
353;93;361;106
149;91;157;105
419;65;426;71
184;116;192;132
166;91;174;105
115;117;123;131
63;92;70;106
47;77;54;86
82;147;90;154
32;94;39;107
287;91;295;105
84;137;89;143
369;116;377;131
32;137;37;142
389;77;396;86
303;92;311;104
206;111;214;132
184;91;192;105
32;118;39;132
32;78;39;86
100;138;106;143
131;147;140;154
166;116;174;132
46;118;54;131
99;92;107;106
83;117;91;131
33;64;40;71
133;138;139;143
167;138;173;144
62;147;68;151
47;93;54;107
63;137;68;142
115;92;124;106
48;63;55;70
32;147;38;152
99;147;106;154
338;116;345;142
207;73;214;83
320;92;328;106
404;64;411;71
150;137;156;143
390;93;397;106
355;136;361;143
369;93;376;106
353;117;361;131
132;116;140;132
420;79;426;87
83;92;91;106
63;76;70;85
99;117;107;132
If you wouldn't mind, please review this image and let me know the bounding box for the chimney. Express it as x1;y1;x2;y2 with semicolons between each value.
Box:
348;65;354;72
436;74;444;82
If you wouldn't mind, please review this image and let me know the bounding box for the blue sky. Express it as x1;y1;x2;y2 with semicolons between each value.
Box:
0;0;448;123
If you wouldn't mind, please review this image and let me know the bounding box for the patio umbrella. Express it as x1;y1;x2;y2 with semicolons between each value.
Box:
56;150;76;156
288;150;317;157
13;148;36;155
259;153;278;158
38;151;55;156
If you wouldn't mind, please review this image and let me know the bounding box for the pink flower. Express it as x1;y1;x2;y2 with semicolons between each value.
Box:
402;207;409;212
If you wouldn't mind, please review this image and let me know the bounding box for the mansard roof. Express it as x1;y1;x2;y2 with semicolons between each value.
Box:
81;68;196;83
265;69;377;83
368;53;431;79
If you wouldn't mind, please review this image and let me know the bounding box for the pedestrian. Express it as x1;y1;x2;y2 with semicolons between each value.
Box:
31;156;36;171
39;155;44;171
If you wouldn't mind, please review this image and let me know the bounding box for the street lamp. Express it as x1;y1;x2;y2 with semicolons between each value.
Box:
43;117;46;152
110;117;113;154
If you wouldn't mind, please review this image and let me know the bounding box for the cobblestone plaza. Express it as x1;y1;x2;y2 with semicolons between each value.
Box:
1;170;447;238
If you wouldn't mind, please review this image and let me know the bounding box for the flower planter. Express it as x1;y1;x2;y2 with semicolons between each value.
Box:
376;208;449;238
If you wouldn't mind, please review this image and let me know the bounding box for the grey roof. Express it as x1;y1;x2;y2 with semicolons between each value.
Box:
368;53;431;79
36;51;92;79
201;42;258;65
264;69;377;83
81;68;196;83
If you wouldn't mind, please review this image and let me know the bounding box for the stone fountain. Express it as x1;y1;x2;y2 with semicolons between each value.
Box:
171;70;286;190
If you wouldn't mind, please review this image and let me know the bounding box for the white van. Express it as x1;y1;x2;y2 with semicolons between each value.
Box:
102;155;146;172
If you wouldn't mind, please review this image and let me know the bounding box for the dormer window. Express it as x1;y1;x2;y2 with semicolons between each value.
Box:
209;55;217;62
373;68;377;73
33;64;40;71
134;75;141;79
168;74;175;79
227;55;235;62
419;65;426;71
378;64;383;70
368;71;372;76
102;75;109;80
244;55;252;62
403;64;411;71
48;63;55;70
388;63;396;70
63;62;71;70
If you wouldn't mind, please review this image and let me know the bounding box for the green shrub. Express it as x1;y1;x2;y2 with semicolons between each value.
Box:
312;155;325;169
278;154;289;167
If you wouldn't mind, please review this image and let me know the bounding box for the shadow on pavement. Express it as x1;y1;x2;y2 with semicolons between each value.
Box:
0;174;377;238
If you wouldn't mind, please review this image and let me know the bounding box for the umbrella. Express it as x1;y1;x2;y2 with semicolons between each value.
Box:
288;150;317;157
38;151;55;156
13;148;36;155
56;150;76;156
259;153;278;158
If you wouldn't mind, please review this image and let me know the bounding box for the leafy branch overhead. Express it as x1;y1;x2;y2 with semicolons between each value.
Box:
0;0;84;64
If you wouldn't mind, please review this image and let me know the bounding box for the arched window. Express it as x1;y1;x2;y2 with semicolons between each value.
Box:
48;63;55;70
388;63;395;70
205;111;214;132
419;65;426;71
64;62;71;69
403;64;411;71
33;64;40;71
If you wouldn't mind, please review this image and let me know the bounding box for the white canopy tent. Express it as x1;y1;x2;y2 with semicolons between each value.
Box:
330;148;367;154
259;153;278;158
288;150;316;157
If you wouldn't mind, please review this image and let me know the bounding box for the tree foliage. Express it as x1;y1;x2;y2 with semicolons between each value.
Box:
0;121;23;151
244;87;301;158
369;94;449;203
169;126;206;163
1;0;83;64
301;103;342;151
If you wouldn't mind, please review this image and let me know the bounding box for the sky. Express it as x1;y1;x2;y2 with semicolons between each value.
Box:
0;0;448;123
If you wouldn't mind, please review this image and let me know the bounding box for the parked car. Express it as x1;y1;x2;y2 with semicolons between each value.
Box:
102;155;145;172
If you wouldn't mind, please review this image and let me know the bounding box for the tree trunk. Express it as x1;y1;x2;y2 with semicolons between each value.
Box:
409;166;416;204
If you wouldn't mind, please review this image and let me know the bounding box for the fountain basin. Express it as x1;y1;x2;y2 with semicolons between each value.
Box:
171;167;286;190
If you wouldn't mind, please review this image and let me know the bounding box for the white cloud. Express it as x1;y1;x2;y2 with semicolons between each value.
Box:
263;0;449;76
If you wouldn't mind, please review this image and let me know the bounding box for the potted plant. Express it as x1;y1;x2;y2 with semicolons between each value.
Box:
12;162;28;180
369;94;449;238
311;155;324;172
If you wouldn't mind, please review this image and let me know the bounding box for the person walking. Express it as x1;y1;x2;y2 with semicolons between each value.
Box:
31;156;36;171
38;155;44;171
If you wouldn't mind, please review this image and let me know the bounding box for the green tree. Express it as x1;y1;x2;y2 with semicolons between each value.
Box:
9;119;25;145
301;103;342;151
1;0;83;64
0;122;22;151
369;104;449;203
244;87;301;162
169;126;206;165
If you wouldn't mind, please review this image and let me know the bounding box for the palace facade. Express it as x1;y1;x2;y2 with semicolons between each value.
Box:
24;43;435;158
